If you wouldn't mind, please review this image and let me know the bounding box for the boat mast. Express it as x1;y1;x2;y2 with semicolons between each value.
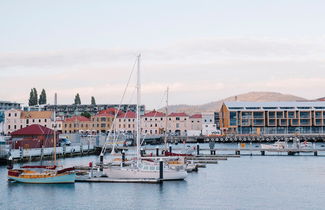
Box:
136;54;141;164
53;93;57;166
165;87;169;149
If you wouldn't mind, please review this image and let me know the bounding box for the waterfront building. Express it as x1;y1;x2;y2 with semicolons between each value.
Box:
11;124;55;149
201;112;218;135
167;112;189;136
24;104;145;118
116;111;136;134
220;101;325;135
90;112;114;134
62;116;92;134
141;110;166;135
0;101;21;134
4;110;54;134
188;114;202;130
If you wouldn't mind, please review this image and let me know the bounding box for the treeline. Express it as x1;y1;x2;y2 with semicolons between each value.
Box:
28;88;47;106
28;88;97;106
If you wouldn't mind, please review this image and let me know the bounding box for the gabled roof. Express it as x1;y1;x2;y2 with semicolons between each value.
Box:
118;111;136;118
21;111;52;119
94;113;115;118
11;124;54;136
143;110;166;117
65;116;91;122
190;114;202;118
168;112;188;117
99;108;124;116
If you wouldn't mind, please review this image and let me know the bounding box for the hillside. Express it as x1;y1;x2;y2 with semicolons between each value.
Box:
159;92;307;114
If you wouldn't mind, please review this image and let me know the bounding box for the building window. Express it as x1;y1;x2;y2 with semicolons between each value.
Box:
8;125;10;129
14;125;16;129
176;117;180;120
39;119;41;123
14;113;17;117
45;119;47;122
8;113;11;117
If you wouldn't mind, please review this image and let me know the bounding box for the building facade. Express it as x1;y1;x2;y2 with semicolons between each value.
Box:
0;101;21;134
141;110;166;135
24;104;145;118
4;110;53;134
167;113;189;136
220;101;325;135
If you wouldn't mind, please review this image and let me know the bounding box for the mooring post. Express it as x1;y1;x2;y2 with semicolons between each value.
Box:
100;153;104;172
159;158;164;180
140;148;144;156
156;146;159;157
89;162;94;178
41;146;44;160
169;145;172;153
19;147;23;160
7;156;13;170
122;150;125;167
250;142;253;156
63;145;66;157
314;151;318;156
80;144;83;156
261;150;265;156
196;143;200;156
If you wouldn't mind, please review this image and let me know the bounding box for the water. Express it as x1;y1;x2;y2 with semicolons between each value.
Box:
1;144;325;210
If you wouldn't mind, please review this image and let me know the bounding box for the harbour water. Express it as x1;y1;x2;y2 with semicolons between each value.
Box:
1;143;325;210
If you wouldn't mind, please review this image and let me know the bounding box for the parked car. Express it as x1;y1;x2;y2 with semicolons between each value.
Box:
57;138;71;146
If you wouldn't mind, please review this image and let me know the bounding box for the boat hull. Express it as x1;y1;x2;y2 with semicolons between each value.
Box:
8;173;76;184
104;167;187;180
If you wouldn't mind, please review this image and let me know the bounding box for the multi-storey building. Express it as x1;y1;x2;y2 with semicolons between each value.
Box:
188;114;202;130
167;113;189;136
116;111;136;133
0;101;21;134
62;116;92;134
220;101;325;135
141;110;166;135
4;110;53;134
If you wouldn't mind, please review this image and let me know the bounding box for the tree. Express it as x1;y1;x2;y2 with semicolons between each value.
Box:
74;93;81;105
39;89;47;105
28;88;38;106
81;112;91;119
91;96;96;105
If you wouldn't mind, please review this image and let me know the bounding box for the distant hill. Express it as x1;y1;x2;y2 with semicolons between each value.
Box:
159;92;307;114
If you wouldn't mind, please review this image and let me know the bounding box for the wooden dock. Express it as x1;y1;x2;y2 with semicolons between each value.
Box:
76;176;162;183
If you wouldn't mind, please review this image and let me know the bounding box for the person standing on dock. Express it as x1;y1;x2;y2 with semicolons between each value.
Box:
209;139;215;155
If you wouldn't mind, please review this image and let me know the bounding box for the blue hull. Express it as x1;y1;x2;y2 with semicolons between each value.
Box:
8;173;76;184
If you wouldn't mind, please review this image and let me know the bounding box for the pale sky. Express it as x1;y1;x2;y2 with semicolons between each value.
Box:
1;0;325;109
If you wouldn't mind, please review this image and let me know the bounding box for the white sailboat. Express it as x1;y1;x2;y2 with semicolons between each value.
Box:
103;54;187;180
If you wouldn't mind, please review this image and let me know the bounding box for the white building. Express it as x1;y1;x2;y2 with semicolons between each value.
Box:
4;109;54;134
201;112;219;135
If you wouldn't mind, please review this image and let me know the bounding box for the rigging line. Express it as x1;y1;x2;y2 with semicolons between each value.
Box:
140;89;168;146
101;57;138;156
111;86;137;155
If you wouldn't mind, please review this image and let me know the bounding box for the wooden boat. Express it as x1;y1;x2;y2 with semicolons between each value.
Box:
8;166;76;184
7;94;76;184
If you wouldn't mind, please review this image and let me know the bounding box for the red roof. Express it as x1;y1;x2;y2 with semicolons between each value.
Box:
143;110;166;117
190;114;202;118
118;111;136;118
99;108;124;116
168;112;188;117
94;113;115;118
11;124;54;136
65;116;90;122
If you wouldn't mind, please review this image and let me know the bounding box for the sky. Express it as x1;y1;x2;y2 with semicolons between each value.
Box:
1;0;325;109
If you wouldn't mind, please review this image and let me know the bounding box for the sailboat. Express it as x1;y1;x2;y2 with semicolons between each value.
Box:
103;54;187;180
8;94;76;184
